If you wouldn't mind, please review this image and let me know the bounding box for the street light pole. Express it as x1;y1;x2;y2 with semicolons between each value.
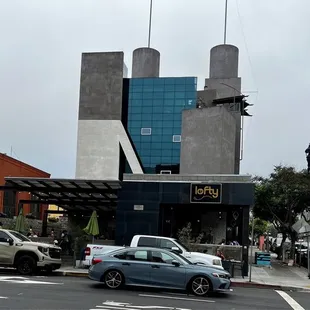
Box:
249;213;255;282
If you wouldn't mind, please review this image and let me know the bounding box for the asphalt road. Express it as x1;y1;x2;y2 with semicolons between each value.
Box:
0;273;309;310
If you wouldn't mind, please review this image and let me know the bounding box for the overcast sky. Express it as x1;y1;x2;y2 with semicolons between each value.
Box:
0;0;309;178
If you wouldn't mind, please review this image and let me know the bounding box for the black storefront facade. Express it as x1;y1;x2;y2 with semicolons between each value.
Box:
116;178;255;270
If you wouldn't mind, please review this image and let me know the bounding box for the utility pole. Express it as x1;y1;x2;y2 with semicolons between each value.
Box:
224;0;228;44
148;0;153;48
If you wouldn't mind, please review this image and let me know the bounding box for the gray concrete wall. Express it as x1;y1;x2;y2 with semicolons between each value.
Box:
75;52;143;180
132;48;160;78
78;52;125;120
209;44;239;79
180;106;236;174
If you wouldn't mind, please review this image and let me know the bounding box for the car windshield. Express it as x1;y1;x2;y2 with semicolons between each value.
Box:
170;251;193;265
173;239;190;252
9;231;31;242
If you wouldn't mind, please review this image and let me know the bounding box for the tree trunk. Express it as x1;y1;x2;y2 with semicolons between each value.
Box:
289;232;297;260
279;232;287;260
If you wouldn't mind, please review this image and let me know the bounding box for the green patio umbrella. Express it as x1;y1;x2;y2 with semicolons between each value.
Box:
15;208;25;233
83;211;99;243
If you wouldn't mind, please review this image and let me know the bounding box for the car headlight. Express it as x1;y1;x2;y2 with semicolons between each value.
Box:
38;246;49;254
212;272;229;279
213;259;222;266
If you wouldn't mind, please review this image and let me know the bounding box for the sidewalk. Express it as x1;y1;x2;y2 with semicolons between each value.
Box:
233;259;310;291
56;259;310;291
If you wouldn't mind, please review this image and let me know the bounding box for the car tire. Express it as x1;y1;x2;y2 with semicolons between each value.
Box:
16;255;36;275
103;270;124;289
190;276;212;296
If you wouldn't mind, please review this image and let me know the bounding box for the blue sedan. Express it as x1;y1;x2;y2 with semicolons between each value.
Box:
88;247;231;296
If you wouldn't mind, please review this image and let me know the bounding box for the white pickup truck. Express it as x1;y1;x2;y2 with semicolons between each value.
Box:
83;234;223;270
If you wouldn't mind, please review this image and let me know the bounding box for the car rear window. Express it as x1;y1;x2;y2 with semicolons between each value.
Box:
137;237;157;247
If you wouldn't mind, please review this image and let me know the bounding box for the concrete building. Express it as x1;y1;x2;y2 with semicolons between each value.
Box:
132;48;160;78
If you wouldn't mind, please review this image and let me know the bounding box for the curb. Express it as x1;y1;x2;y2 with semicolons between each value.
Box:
231;281;310;292
54;271;88;277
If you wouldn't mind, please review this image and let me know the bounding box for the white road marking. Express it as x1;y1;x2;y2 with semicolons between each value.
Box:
92;301;192;310
0;276;63;285
0;296;8;299
275;290;305;310
139;294;215;303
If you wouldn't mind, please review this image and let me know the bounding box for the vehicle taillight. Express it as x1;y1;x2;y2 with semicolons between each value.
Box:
85;247;91;256
92;258;102;265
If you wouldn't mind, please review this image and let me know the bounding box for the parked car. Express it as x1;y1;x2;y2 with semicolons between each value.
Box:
84;234;223;270
0;229;62;275
88;247;231;296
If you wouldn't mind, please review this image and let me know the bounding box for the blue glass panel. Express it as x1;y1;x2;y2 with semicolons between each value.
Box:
151;135;162;142
175;84;186;91
141;135;151;142
173;106;182;113
151;156;161;163
175;78;186;85
132;92;143;99
143;78;154;86
185;84;196;91
152;91;164;99
162;150;172;157
152;128;163;135
141;120;152;127
171;157;180;164
164;100;174;106
164;78;174;85
151;150;162;156
142;106;152;114
131;106;142;113
131;79;143;86
142;99;152;106
129;128;141;135
152;114;163;121
131;114;142;121
175;99;186;106
143;92;154;99
162;113;173;121
153;78;165;86
132;86;143;92
153;99;164;106
162;121;174;128
131;99;143;107
172;150;180;157
142;114;152;120
152;120;163;127
172;143;181;149
162;128;173;135
186;91;197;99
162;142;172;149
151;142;162;149
141;142;151;149
130;121;141;128
175;92;186;99
153;106;163;113
162;157;172;163
164;92;175;99
141;149;151;156
143;86;153;92
165;85;175;91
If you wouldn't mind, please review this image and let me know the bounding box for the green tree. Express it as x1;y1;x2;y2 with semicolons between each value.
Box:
253;166;310;258
249;218;268;237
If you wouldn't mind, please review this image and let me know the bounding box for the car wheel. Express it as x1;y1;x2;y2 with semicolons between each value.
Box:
17;255;36;275
104;270;124;289
190;276;212;296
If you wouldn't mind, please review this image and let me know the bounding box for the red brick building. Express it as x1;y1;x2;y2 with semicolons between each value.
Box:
0;153;50;220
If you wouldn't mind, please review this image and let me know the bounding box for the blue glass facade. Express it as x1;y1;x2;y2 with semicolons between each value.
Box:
127;77;197;173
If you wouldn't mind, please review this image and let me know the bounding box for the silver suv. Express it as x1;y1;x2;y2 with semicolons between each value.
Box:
0;229;62;275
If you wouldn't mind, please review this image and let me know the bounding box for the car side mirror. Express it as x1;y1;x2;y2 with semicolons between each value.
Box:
8;239;13;246
171;260;180;267
171;247;182;254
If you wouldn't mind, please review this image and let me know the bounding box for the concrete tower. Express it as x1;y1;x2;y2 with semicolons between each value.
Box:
132;47;160;78
180;44;242;175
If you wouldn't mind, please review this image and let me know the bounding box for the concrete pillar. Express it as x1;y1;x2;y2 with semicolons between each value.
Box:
132;47;160;78
209;44;239;79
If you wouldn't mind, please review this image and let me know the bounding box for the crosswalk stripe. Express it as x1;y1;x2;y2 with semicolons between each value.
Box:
275;290;305;310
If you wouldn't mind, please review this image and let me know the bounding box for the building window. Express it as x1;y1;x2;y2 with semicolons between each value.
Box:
172;135;181;143
141;128;152;135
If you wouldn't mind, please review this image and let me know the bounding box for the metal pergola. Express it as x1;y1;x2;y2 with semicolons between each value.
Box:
0;177;122;235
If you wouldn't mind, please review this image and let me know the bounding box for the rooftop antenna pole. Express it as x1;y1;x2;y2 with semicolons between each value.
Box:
224;0;228;44
148;0;153;48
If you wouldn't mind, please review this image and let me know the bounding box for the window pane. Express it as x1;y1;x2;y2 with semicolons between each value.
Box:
137;237;157;247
